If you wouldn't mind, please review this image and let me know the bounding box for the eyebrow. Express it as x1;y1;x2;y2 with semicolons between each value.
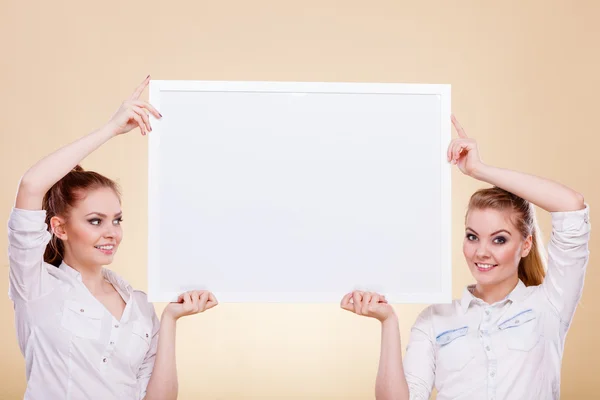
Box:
85;212;123;218
465;228;512;236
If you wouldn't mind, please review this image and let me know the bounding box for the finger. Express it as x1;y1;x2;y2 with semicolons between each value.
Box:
448;138;466;162
340;292;355;312
450;140;465;163
191;291;202;312
177;293;185;303
130;75;150;100
452;115;468;139
447;139;458;162
352;292;363;315
370;294;380;306
130;112;147;136
448;141;457;163
132;100;162;119
198;291;209;311
182;292;194;313
362;292;372;315
340;292;354;313
205;292;218;310
131;105;152;133
454;141;472;162
190;290;201;303
453;143;465;163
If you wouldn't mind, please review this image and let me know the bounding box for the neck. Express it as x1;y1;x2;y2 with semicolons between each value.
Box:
473;275;519;304
62;255;105;294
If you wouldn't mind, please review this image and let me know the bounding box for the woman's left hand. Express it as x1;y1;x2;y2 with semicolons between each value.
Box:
447;115;484;177
163;290;218;321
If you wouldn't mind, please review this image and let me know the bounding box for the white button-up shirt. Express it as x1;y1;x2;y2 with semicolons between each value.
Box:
403;205;591;400
8;208;160;400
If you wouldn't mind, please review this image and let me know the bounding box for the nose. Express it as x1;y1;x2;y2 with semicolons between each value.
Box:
104;223;119;239
475;242;491;259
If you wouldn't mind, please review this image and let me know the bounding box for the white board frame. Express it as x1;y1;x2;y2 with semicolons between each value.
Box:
148;80;452;304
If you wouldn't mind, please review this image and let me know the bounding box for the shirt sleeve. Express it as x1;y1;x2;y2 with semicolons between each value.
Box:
136;303;161;400
403;306;436;400
7;208;54;301
542;204;591;326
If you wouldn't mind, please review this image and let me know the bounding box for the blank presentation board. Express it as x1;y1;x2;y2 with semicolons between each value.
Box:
148;80;451;303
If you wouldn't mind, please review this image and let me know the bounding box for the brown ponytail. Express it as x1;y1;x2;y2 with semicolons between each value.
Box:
467;187;547;286
42;165;121;267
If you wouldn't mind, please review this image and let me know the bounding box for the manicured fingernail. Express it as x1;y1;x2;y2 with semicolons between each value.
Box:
146;75;150;79
159;113;163;118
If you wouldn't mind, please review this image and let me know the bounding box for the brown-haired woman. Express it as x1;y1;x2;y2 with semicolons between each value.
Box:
341;116;590;399
8;76;217;400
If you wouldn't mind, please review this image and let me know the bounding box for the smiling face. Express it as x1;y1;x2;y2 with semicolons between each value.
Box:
51;187;123;269
463;208;532;288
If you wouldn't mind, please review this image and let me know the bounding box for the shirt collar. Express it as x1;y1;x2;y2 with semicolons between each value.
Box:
460;279;527;314
102;268;134;299
59;261;133;296
58;261;83;281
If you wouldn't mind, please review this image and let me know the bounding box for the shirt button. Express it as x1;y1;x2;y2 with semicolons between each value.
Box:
486;346;491;351
110;341;115;345
114;324;119;328
490;371;496;377
485;309;491;315
80;309;84;313
102;358;107;363
145;333;149;338
515;320;520;324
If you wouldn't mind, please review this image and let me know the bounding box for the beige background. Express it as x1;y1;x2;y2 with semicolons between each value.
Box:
1;0;598;399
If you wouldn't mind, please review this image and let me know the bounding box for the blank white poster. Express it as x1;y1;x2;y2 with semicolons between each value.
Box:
148;81;451;303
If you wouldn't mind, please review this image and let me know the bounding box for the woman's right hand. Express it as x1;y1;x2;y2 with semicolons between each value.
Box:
162;290;218;322
106;75;162;136
447;115;484;177
340;291;396;323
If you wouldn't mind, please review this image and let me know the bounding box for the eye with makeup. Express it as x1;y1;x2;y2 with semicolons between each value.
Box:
88;217;123;226
465;232;508;245
88;218;101;226
492;236;507;244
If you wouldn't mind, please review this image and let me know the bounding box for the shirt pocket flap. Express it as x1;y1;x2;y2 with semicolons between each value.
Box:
436;326;469;346
131;319;153;344
61;300;103;340
498;309;536;330
64;299;104;319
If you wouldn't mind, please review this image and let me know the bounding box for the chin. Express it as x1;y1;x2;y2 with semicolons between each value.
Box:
474;275;500;286
102;256;116;265
471;267;501;284
92;254;116;266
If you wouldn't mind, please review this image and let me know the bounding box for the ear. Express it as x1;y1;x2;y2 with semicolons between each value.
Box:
521;235;533;258
50;216;68;241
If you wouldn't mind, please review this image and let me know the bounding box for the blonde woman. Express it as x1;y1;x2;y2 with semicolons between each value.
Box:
341;116;590;399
